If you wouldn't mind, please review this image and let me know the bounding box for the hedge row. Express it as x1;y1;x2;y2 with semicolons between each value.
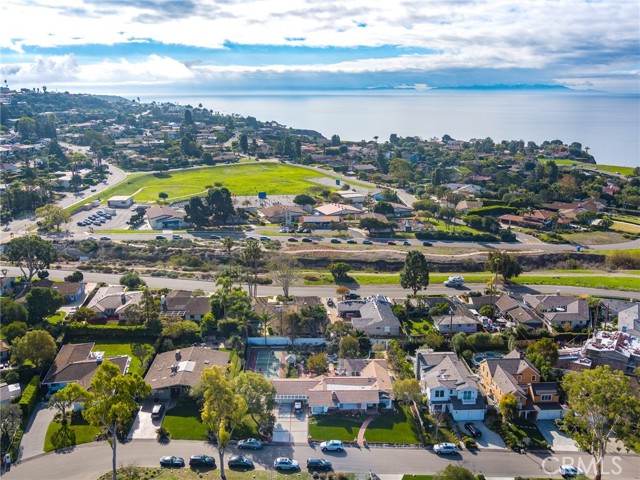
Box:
8;425;24;462
66;323;157;338
18;376;40;416
415;230;501;242
466;205;518;217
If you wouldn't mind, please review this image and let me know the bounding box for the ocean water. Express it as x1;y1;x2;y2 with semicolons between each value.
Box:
138;90;640;168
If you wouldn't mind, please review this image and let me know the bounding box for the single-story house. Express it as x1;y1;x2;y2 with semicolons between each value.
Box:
299;215;342;228
313;203;362;217
42;343;130;393
0;383;21;405
146;206;190;229
416;351;486;421
506;307;544;329
86;285;143;320
257;205;307;223
107;195;134;208
271;359;393;414
432;314;481;334
144;347;230;399
337;191;367;207
161;290;211;321
386;202;414;218
32;279;85;303
351;297;402;337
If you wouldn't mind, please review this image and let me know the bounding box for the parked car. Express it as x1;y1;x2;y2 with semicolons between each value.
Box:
302;228;312;233
189;454;215;467
274;457;299;471
402;241;411;246
151;404;165;419
237;438;262;450
87;236;97;240
422;241;433;246
433;443;458;455
344;293;360;300
155;235;167;240
464;422;482;438
294;401;303;413
301;237;313;243
76;221;85;226
306;458;332;472
330;238;341;244
209;235;221;240
362;239;373;245
559;466;584;478
443;275;465;287
387;241;397;245
346;239;357;244
159;456;185;468
99;236;111;241
287;237;298;242
320;440;344;452
172;234;183;239
259;236;270;241
228;455;254;470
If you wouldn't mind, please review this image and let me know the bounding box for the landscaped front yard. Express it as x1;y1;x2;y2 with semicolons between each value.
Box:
364;406;422;444
308;414;363;442
44;414;101;452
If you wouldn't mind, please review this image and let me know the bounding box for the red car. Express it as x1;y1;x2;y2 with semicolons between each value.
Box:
387;241;397;246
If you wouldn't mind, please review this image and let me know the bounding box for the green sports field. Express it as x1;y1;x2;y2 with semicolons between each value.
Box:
538;158;635;177
93;163;336;204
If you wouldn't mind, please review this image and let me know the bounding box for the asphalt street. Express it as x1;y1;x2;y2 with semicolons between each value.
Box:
3;439;639;479
1;265;639;300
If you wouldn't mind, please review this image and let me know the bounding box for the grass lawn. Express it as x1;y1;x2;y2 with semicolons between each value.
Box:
509;420;549;450
91;340;154;375
44;416;101;452
561;230;629;245
162;397;259;441
424;218;485;235
613;216;640;226
402;476;433;480
611;221;640;234
513;275;640;292
308;415;364;442
76;163;338;207
101;468;356;480
538;158;636;177
364;406;422;444
47;311;67;324
303;272;492;286
406;318;434;336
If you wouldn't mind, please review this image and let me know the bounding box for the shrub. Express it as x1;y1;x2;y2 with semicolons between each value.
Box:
18;376;40;416
3;371;19;384
415;230;501;242
467;205;518;217
66;323;154;338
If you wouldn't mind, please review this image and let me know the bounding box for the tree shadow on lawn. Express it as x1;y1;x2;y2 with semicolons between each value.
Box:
51;424;76;452
152;173;172;179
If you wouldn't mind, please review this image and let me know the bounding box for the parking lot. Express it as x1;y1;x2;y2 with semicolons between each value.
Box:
69;206;133;234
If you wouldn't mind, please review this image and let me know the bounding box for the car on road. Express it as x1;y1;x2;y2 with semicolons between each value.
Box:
362;239;373;245
302;228;312;233
189;454;215;468
301;237;313;243
464;422;482;438
422;241;433;246
433;443;458;455
443;275;465;287
346;239;357;244
279;228;288;233
274;457;299;471
344;293;360;300
90;188;97;192
330;238;341;244
99;236;111;241
172;234;183;239
319;440;344;452
155;235;167;240
77;221;86;226
259;236;270;241
151;403;165;419
87;236;97;240
403;241;411;246
159;456;185;468
387;241;397;245
287;237;298;242
306;458;332;472
209;235;221;240
228;455;254;470
559;466;584;478
237;438;262;450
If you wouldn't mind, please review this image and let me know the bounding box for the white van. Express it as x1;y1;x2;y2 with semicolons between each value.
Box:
443;275;465;287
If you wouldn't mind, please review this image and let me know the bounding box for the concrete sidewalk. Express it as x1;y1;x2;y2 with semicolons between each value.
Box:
19;403;55;460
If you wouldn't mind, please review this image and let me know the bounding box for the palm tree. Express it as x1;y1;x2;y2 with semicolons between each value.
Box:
222;237;235;257
255;311;272;345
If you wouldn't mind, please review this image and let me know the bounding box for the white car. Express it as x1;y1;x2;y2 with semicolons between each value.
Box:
443;275;465;287
319;440;343;452
433;443;458;455
273;457;299;471
559;465;584;478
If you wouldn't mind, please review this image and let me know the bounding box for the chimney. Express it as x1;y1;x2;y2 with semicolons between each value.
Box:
121;293;126;305
175;350;181;361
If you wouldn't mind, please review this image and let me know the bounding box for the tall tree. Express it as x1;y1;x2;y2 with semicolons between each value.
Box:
130;343;152;371
307;352;329;375
184;196;209;227
198;366;248;480
35;204;71;231
563;366;640;480
0;404;22;451
486;251;523;282
272;256;298;298
293;194;316;206
81;360;150;480
48;383;85;424
207;187;235;225
234;371;276;429
11;330;57;368
240;240;263;297
525;338;558;381
239;133;248;154
6;235;58;282
392;378;422;406
25;287;64;324
400;250;430;296
0;298;27;325
339;335;360;358
499;393;519;423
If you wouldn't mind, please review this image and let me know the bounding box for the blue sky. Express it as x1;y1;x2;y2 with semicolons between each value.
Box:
1;0;639;94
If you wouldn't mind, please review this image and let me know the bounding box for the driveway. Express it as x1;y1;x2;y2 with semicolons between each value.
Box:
537;420;579;452
272;404;308;445
457;421;506;450
19;403;55;460
127;400;165;440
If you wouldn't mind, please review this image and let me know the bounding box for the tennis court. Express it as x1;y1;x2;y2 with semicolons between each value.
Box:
248;348;283;379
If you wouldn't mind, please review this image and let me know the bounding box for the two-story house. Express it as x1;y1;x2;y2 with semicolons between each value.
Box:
523;295;590;330
478;350;564;420
415;351;485;421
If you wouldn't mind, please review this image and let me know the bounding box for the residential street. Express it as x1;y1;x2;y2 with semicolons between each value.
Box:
1;265;639;300
3;438;639;479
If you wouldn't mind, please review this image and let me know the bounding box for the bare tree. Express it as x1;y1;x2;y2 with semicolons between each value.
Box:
272;256;298;298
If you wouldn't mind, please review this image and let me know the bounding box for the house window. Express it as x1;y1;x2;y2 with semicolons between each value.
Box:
434;390;444;398
517;375;522;382
531;375;536;382
541;394;552;401
462;391;473;400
